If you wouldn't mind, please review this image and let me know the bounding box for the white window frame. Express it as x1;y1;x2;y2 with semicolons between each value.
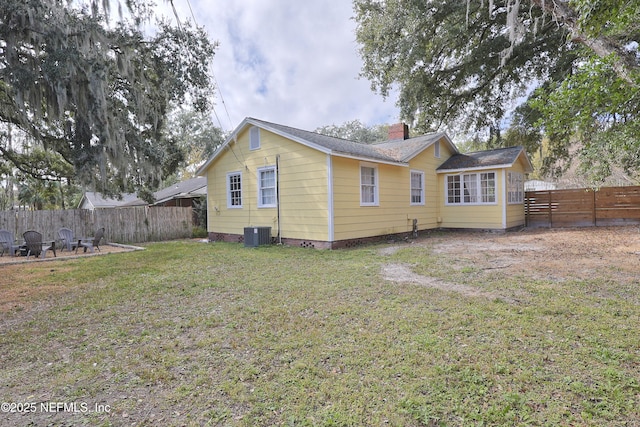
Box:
463;173;478;203
446;172;497;205
410;170;425;205
257;166;277;208
507;172;524;204
226;171;243;208
447;175;461;204
434;141;440;158
480;172;496;203
360;163;379;206
249;126;260;150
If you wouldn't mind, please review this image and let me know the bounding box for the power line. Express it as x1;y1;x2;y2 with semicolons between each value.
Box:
183;0;235;132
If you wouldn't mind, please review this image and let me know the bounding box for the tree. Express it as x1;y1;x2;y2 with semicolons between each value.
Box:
166;107;226;179
354;0;640;181
0;0;217;198
1;124;81;209
315;120;388;143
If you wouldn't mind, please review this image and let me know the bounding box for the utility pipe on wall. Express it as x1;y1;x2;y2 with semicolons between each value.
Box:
276;154;281;244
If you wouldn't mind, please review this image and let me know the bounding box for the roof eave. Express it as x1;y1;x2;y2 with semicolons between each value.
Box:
196;117;408;172
196;118;255;176
437;163;514;173
331;151;408;167
519;149;535;173
397;133;459;162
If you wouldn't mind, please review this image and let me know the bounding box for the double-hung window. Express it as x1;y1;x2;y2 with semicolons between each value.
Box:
447;172;496;204
360;164;378;206
507;172;524;204
410;170;425;205
227;172;242;208
258;166;277;208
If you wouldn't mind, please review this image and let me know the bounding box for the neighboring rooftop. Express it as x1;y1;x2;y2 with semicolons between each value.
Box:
79;177;207;209
152;176;207;204
79;192;143;209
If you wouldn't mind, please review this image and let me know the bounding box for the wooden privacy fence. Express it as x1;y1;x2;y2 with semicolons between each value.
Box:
0;206;193;244
525;186;640;228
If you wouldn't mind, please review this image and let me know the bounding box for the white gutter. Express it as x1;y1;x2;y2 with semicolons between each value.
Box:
436;163;514;174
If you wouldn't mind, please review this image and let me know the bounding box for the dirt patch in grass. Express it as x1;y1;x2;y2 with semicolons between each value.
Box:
381;226;640;286
429;226;640;284
0;244;140;313
381;262;517;303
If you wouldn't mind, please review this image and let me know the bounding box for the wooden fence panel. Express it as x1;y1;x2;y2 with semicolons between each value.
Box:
0;211;17;237
525;190;553;228
552;189;595;227
526;185;640;228
595;186;640;225
0;206;192;244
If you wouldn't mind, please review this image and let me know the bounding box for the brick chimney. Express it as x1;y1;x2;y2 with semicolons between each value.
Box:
388;123;409;140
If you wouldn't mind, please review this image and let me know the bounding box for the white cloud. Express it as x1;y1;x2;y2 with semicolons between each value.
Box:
155;0;399;132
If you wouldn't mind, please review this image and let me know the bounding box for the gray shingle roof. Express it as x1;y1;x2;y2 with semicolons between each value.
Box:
436;146;527;172
151;176;207;204
373;133;446;162
197;117;531;176
80;192;142;209
249;118;403;164
249;118;448;164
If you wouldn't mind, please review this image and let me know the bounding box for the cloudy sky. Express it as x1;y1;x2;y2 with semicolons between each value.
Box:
155;0;400;133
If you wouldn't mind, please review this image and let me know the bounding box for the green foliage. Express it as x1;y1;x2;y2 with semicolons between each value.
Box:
191;226;208;238
528;55;640;183
0;0;217;197
354;0;640;182
166;106;226;175
354;0;572;133
315;119;388;143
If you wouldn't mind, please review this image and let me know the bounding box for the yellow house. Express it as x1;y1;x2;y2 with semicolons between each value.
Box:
196;118;533;249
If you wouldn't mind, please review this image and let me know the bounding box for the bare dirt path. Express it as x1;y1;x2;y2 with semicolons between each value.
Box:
381;262;517;303
380;226;640;298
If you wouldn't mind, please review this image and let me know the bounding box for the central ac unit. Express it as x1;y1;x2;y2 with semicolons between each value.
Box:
244;226;272;247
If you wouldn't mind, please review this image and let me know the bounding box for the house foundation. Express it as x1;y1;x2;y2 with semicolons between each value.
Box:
208;231;420;250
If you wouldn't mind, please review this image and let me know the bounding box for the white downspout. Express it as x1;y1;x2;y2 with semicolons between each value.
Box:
276;155;282;244
502;169;507;229
327;154;334;243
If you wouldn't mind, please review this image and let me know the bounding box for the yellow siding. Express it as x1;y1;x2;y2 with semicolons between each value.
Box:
204;125;528;242
332;157;409;240
205;127;329;240
332;137;451;240
437;169;505;229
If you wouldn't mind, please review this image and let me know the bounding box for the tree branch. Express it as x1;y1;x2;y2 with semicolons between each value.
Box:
531;0;638;86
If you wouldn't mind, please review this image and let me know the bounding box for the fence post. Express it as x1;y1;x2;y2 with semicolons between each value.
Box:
548;190;553;228
593;189;597;227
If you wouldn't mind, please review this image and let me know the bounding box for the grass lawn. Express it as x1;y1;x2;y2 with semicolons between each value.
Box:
0;236;638;426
